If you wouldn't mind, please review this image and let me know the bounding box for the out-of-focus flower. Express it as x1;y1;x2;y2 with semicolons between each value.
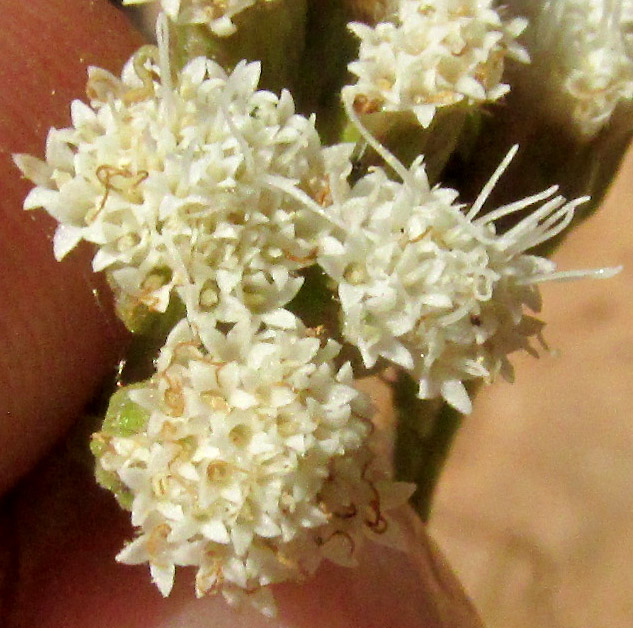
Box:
93;317;413;615
346;0;529;128
121;0;268;36
509;0;633;138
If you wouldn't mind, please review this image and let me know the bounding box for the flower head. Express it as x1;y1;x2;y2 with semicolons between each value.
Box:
15;35;333;326
94;317;412;614
346;0;529;127
317;142;615;413
122;0;266;36
511;0;633;137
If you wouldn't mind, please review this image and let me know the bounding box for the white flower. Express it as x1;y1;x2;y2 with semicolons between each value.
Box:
122;0;265;36
509;0;633;137
15;31;334;325
318;142;618;414
95;317;412;614
346;0;529;127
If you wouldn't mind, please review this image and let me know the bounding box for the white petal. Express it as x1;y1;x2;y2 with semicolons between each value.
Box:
229;389;258;409
70;99;97;127
440;379;472;414
53;225;83;260
201;519;230;544
23;186;58;211
116;536;149;565
150;562;176;597
261;308;298;329
13;153;53;187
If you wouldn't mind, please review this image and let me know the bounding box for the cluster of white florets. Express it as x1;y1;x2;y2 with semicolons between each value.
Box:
346;0;529;127
317;144;598;413
15;5;620;612
14;29;419;610
513;0;633;137
122;0;263;36
15;16;604;416
15;43;329;326
95;318;412;615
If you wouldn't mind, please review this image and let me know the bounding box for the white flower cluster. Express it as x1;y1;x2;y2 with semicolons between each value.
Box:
95;319;412;615
15;25;417;610
15;42;329;326
513;0;633;137
317;142;609;414
347;0;529;127
122;0;263;36
16;6;619;611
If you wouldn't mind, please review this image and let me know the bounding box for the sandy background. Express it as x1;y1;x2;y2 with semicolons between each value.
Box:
429;149;633;627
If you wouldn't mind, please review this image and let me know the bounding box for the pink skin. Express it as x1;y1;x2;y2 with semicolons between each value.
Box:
0;1;482;626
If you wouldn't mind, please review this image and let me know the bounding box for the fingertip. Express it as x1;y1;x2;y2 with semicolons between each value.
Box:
0;0;144;492
10;438;482;628
272;509;483;628
147;509;483;628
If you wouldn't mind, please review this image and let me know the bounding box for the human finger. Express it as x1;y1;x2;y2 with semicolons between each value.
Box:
0;0;143;493
6;441;482;628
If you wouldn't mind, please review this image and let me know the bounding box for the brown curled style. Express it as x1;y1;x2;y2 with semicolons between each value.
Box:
408;226;432;245
352;410;376;437
361;462;388;534
316;497;333;521
365;504;388;534
134;286;161;312
130;269;173;312
243;584;267;596
332;502;358;520
92;164;149;222
284;247;318;265
122;44;161;104
266;544;311;579
314;529;356;558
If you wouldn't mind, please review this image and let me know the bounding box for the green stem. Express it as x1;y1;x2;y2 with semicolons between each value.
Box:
392;371;463;521
172;0;308;95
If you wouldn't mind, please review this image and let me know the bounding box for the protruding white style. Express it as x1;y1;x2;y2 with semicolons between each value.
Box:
95;318;413;614
14;32;333;326
346;0;529;127
319;110;615;413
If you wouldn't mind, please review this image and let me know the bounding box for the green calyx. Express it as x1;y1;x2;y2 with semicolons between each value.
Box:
90;384;150;510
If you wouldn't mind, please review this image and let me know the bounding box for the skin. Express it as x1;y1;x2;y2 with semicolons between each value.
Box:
0;1;482;626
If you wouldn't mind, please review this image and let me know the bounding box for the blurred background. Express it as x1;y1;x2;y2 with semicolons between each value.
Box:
429;148;633;628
